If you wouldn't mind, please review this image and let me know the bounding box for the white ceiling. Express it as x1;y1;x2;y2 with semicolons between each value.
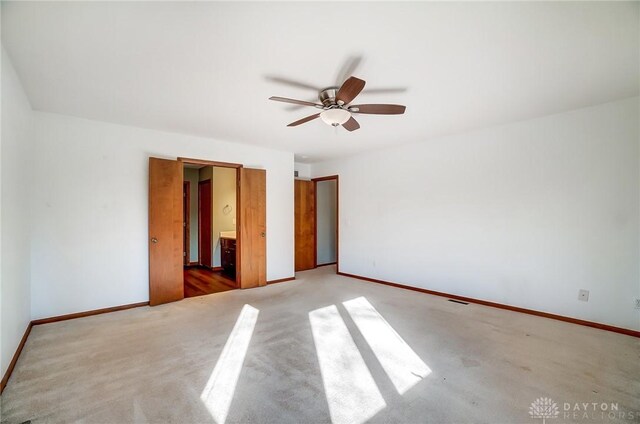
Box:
2;2;638;163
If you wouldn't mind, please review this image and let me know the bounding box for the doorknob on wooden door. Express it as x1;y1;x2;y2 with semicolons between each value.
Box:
151;237;158;244
260;232;265;238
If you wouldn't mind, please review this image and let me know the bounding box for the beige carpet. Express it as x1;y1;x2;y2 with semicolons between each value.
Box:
1;266;639;423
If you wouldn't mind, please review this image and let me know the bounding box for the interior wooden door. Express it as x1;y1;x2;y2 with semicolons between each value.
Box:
149;157;184;306
198;179;212;268
238;168;266;289
295;180;315;271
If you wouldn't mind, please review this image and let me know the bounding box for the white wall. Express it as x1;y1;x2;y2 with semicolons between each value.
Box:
294;162;311;180
316;179;337;265
312;97;640;331
1;48;33;377
30;112;294;319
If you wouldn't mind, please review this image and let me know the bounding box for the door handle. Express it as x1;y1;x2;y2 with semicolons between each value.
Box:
151;237;158;244
260;232;265;238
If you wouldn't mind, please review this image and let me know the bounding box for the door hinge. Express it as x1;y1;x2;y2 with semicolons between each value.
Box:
183;252;186;257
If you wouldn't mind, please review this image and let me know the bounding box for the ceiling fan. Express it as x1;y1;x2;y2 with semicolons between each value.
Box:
269;76;406;132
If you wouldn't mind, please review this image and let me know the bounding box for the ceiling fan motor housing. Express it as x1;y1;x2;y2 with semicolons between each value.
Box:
319;87;340;107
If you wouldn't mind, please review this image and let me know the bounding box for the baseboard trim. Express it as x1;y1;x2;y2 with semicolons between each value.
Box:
316;262;337;267
337;272;640;338
31;302;149;326
267;276;295;285
1;301;150;394
0;322;33;394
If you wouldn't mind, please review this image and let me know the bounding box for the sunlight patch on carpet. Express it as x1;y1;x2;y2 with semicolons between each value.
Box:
309;304;386;424
200;304;259;424
343;296;431;394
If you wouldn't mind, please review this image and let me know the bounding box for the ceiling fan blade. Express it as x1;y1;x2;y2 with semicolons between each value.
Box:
350;104;406;115
336;56;363;86
269;96;322;108
287;113;321;127
285;99;319;112
265;76;320;91
363;87;407;94
342;116;360;132
336;76;366;105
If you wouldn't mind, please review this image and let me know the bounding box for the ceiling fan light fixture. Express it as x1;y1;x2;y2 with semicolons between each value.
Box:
270;76;405;131
320;109;351;127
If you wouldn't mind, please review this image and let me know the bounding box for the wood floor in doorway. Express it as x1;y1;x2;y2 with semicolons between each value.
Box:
183;266;236;298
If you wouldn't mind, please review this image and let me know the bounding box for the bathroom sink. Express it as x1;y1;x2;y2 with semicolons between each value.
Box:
220;230;236;240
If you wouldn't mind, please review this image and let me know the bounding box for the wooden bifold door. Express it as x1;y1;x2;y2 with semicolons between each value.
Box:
237;168;267;289
149;158;184;306
148;157;267;306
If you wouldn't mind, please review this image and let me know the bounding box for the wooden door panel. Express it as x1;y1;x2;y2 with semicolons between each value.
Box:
149;157;184;305
198;179;212;268
238;168;266;288
295;180;315;271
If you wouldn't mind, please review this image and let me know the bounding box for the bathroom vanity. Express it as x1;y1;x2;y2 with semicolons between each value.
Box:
220;231;236;279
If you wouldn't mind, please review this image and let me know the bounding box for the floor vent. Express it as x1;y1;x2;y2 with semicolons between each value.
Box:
448;299;469;305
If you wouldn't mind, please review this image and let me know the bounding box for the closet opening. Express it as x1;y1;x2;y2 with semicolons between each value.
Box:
183;162;238;298
149;156;266;306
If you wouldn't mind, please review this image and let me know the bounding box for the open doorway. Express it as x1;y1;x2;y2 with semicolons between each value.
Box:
314;176;338;269
294;175;339;273
183;164;238;297
149;156;266;305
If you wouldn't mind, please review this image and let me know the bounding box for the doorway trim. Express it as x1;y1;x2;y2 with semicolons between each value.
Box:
311;175;339;272
178;157;243;169
179;157;244;283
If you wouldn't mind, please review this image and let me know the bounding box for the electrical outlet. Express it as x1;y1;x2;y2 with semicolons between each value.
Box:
578;289;589;302
635;298;640;310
